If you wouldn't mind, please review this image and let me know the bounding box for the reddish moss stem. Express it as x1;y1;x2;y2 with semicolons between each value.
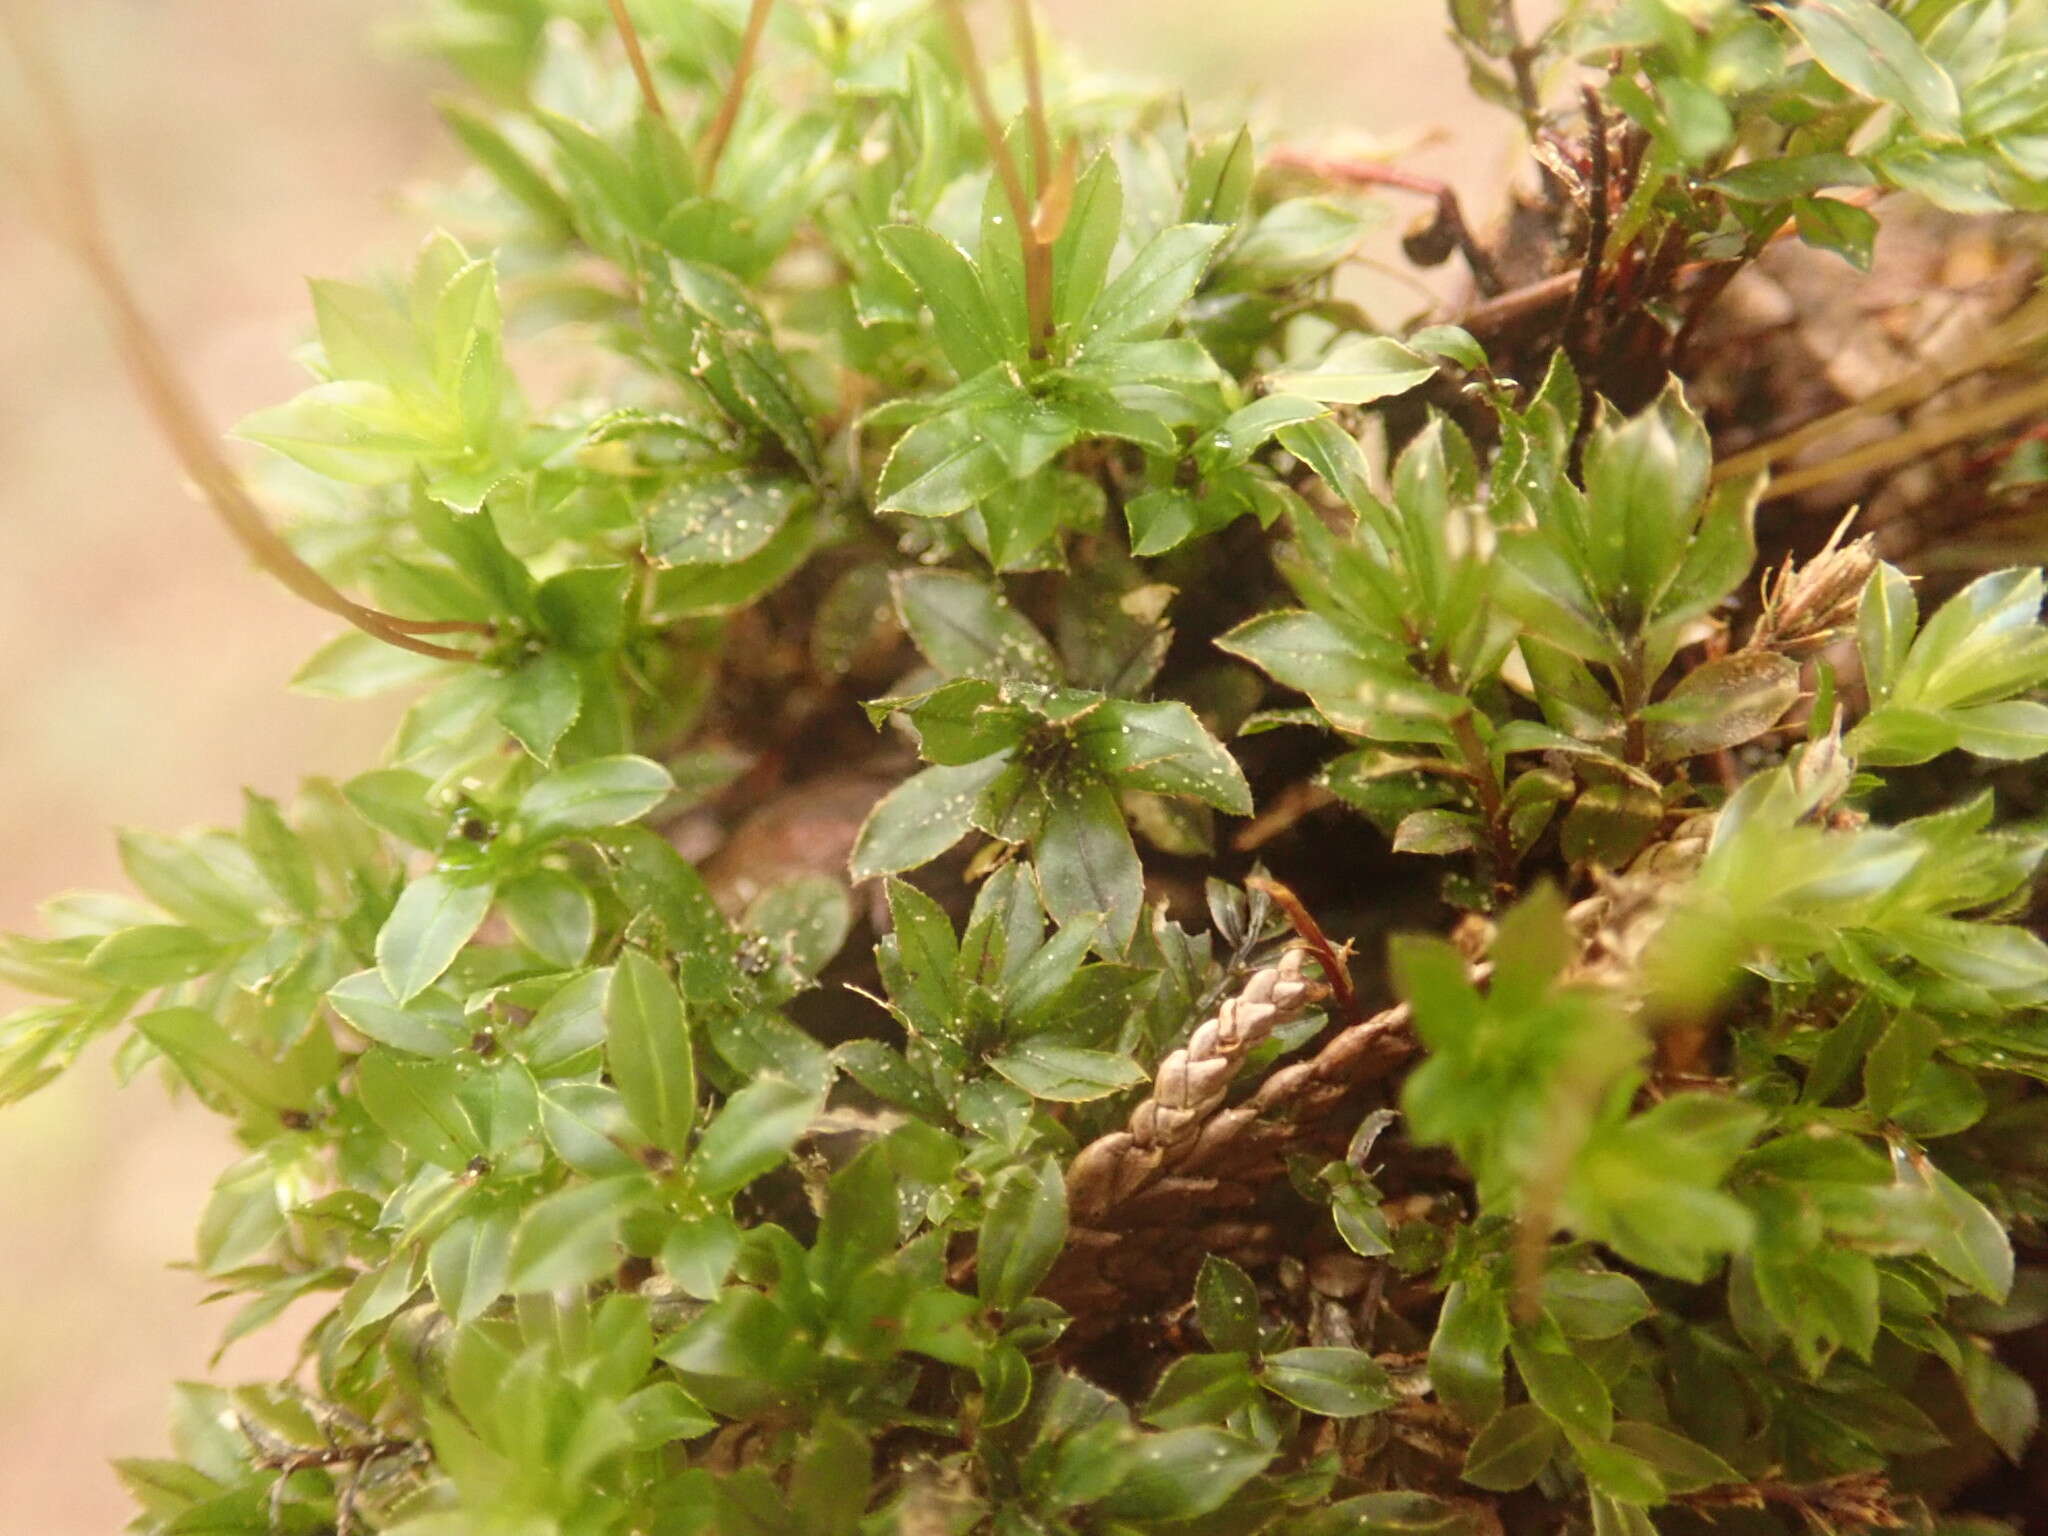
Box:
1247;875;1359;1026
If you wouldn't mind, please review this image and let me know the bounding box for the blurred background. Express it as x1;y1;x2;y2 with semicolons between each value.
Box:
0;1;1507;1526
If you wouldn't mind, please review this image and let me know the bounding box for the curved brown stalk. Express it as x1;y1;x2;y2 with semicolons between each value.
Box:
699;0;776;185
939;0;1057;359
606;0;669;122
0;3;483;661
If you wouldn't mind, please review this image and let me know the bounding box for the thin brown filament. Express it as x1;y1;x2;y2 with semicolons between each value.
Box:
0;3;480;661
1009;0;1053;187
940;0;1054;359
700;0;775;185
605;0;669;122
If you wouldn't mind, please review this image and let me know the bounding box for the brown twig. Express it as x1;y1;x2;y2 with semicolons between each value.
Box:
699;0;775;184
1232;781;1337;852
1456;269;1581;343
1753;375;2048;504
1268;148;1504;297
1712;287;2048;491
1453;183;1867;351
0;4;482;661
605;0;667;122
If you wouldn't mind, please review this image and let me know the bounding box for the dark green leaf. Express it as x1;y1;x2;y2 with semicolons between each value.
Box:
1461;1402;1561;1491
1259;1346;1398;1418
606;950;696;1158
979;1157;1068;1308
1076;224;1229;353
1195;1254;1262;1352
692;1077;825;1196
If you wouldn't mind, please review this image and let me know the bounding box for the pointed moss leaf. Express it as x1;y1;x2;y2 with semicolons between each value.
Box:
1921;1160;2014;1300
428;1205;516;1325
240;790;319;918
1540;1270;1655;1339
1259;1347;1397;1418
745;876;852;978
1196;395;1330;473
434;99;577;238
1495;530;1623;665
117;829;265;937
498;649;584;764
606;951;696;1158
1266;334;1437;405
375;872;494;1004
1073;699;1251;814
1393;809;1482;855
1609;1422;1743;1495
1642;650;1800;762
1227;197;1365;284
1774;0;1963;140
987;1040;1146;1101
85;924;223;988
1034;780;1143;952
355;1049;483;1168
1143;1354;1260;1428
1956;1340;2039;1463
1219;609;1392;698
524;967;611;1074
656;499;817;614
878;224;1010;377
1076;224;1228;353
978;1157;1068;1308
850;757;1008;880
1053;152;1124;335
506;1174;646;1293
342;768;443;849
692;1077;825;1196
1793;197;1880;270
892;569;1060;682
1708;151;1873;203
1560;780;1662;866
516;755;673;840
647;470;807;568
1581;383;1711;627
1095;1428;1270;1521
195;1157;285;1277
1509;1320;1613;1441
498;868;596;969
135;1006;302;1115
329;969;468;1057
540;1083;641;1177
876;412;1012;518
1183;126;1255;225
1407;324;1487;370
1195;1254;1261;1352
1124;489;1203;557
1462;1402;1561;1491
536;564;632;655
